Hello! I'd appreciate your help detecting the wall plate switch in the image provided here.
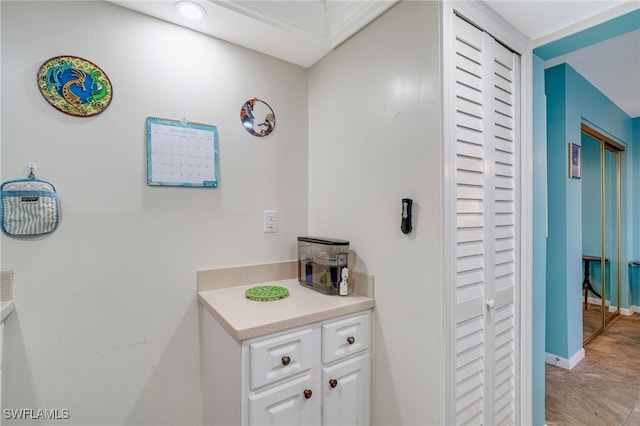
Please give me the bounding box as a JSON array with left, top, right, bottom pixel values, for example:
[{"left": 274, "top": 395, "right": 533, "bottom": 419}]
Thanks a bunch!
[{"left": 263, "top": 210, "right": 278, "bottom": 233}]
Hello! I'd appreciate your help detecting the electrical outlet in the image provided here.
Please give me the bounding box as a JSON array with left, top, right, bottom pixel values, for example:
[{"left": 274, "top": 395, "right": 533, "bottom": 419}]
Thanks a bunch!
[{"left": 263, "top": 210, "right": 278, "bottom": 233}]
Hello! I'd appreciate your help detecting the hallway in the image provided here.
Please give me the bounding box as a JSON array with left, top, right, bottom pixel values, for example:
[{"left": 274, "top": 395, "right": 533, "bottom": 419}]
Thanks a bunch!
[{"left": 546, "top": 314, "right": 640, "bottom": 425}]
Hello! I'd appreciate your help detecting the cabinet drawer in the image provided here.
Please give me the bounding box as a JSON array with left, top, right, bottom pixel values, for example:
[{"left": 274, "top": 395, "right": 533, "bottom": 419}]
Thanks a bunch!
[
  {"left": 249, "top": 328, "right": 314, "bottom": 390},
  {"left": 322, "top": 312, "right": 370, "bottom": 364}
]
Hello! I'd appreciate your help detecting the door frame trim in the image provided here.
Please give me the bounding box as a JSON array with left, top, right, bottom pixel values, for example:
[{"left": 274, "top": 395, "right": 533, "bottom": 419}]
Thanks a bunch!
[{"left": 441, "top": 1, "right": 533, "bottom": 424}]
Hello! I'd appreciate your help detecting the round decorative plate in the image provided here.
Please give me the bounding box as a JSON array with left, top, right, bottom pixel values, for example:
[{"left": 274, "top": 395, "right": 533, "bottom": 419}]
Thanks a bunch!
[
  {"left": 245, "top": 285, "right": 289, "bottom": 301},
  {"left": 37, "top": 55, "right": 113, "bottom": 117},
  {"left": 240, "top": 98, "right": 276, "bottom": 137}
]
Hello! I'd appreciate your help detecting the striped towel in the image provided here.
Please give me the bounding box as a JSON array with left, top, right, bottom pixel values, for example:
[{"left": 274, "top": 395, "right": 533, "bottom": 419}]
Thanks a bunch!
[{"left": 1, "top": 178, "right": 60, "bottom": 237}]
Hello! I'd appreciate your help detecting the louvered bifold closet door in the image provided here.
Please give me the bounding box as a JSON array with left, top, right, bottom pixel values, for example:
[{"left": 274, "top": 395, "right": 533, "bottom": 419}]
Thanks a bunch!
[{"left": 453, "top": 15, "right": 519, "bottom": 426}]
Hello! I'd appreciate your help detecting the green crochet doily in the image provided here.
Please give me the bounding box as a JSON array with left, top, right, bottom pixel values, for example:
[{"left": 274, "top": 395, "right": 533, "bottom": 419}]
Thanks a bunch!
[{"left": 245, "top": 285, "right": 289, "bottom": 301}]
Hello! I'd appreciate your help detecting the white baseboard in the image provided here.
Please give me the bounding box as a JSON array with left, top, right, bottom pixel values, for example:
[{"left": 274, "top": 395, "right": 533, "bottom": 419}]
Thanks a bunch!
[
  {"left": 602, "top": 304, "right": 634, "bottom": 315},
  {"left": 545, "top": 348, "right": 585, "bottom": 370},
  {"left": 587, "top": 298, "right": 636, "bottom": 315},
  {"left": 616, "top": 305, "right": 635, "bottom": 315},
  {"left": 586, "top": 296, "right": 610, "bottom": 307}
]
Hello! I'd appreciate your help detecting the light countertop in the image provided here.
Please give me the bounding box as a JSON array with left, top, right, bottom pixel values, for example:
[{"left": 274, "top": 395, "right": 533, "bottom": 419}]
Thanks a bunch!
[
  {"left": 1, "top": 300, "right": 14, "bottom": 322},
  {"left": 198, "top": 278, "right": 375, "bottom": 341}
]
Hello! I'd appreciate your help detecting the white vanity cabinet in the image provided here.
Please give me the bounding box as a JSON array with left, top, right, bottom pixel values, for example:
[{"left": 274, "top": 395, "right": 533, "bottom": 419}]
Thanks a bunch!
[{"left": 201, "top": 309, "right": 372, "bottom": 426}]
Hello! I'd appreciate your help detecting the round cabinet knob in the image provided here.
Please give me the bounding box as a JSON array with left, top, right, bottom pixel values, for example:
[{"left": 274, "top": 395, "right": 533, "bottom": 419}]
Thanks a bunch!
[
  {"left": 281, "top": 356, "right": 291, "bottom": 366},
  {"left": 303, "top": 389, "right": 313, "bottom": 399},
  {"left": 329, "top": 379, "right": 338, "bottom": 388},
  {"left": 347, "top": 336, "right": 355, "bottom": 345},
  {"left": 486, "top": 299, "right": 496, "bottom": 310}
]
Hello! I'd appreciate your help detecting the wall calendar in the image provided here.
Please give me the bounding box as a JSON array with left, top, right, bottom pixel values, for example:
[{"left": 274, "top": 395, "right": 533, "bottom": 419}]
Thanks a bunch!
[{"left": 146, "top": 117, "right": 219, "bottom": 188}]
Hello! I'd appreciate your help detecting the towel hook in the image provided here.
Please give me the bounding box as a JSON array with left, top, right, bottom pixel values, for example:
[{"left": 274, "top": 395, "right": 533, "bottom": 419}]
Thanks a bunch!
[{"left": 27, "top": 162, "right": 37, "bottom": 179}]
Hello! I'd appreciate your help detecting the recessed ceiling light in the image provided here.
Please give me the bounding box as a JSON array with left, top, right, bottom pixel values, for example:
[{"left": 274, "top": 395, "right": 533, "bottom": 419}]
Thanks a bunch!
[{"left": 176, "top": 1, "right": 206, "bottom": 20}]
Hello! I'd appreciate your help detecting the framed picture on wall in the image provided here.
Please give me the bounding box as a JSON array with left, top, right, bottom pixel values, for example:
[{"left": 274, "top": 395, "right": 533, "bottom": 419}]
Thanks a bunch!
[{"left": 569, "top": 143, "right": 581, "bottom": 179}]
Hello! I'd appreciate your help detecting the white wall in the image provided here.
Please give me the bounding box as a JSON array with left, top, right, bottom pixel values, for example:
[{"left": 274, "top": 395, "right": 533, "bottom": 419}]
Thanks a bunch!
[
  {"left": 308, "top": 2, "right": 443, "bottom": 424},
  {"left": 1, "top": 1, "right": 308, "bottom": 424}
]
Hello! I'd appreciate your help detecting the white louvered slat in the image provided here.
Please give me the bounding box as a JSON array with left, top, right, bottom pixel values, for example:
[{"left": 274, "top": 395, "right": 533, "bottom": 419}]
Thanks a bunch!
[
  {"left": 495, "top": 275, "right": 513, "bottom": 292},
  {"left": 457, "top": 228, "right": 483, "bottom": 244},
  {"left": 457, "top": 54, "right": 483, "bottom": 78},
  {"left": 457, "top": 141, "right": 484, "bottom": 159},
  {"left": 457, "top": 126, "right": 484, "bottom": 146},
  {"left": 495, "top": 188, "right": 514, "bottom": 201},
  {"left": 457, "top": 214, "right": 483, "bottom": 230},
  {"left": 457, "top": 83, "right": 484, "bottom": 105},
  {"left": 457, "top": 185, "right": 483, "bottom": 200},
  {"left": 457, "top": 269, "right": 484, "bottom": 289},
  {"left": 495, "top": 236, "right": 514, "bottom": 251},
  {"left": 494, "top": 225, "right": 513, "bottom": 239},
  {"left": 456, "top": 318, "right": 484, "bottom": 351},
  {"left": 495, "top": 176, "right": 514, "bottom": 190},
  {"left": 457, "top": 97, "right": 484, "bottom": 119},
  {"left": 494, "top": 88, "right": 512, "bottom": 107},
  {"left": 457, "top": 255, "right": 484, "bottom": 273},
  {"left": 456, "top": 111, "right": 483, "bottom": 132},
  {"left": 457, "top": 390, "right": 483, "bottom": 425},
  {"left": 457, "top": 285, "right": 484, "bottom": 307},
  {"left": 494, "top": 150, "right": 514, "bottom": 166},
  {"left": 456, "top": 68, "right": 483, "bottom": 92},
  {"left": 453, "top": 15, "right": 520, "bottom": 426},
  {"left": 458, "top": 199, "right": 483, "bottom": 214},
  {"left": 494, "top": 138, "right": 513, "bottom": 153},
  {"left": 495, "top": 200, "right": 513, "bottom": 214},
  {"left": 457, "top": 241, "right": 484, "bottom": 258},
  {"left": 494, "top": 77, "right": 512, "bottom": 97},
  {"left": 458, "top": 345, "right": 484, "bottom": 369},
  {"left": 495, "top": 249, "right": 514, "bottom": 266},
  {"left": 495, "top": 262, "right": 514, "bottom": 278},
  {"left": 495, "top": 114, "right": 513, "bottom": 131},
  {"left": 494, "top": 100, "right": 513, "bottom": 118},
  {"left": 458, "top": 401, "right": 484, "bottom": 426},
  {"left": 495, "top": 164, "right": 514, "bottom": 179},
  {"left": 494, "top": 125, "right": 513, "bottom": 142}
]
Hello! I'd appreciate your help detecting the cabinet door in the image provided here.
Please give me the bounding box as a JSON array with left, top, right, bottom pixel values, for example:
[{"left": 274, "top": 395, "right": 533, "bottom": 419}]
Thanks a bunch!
[
  {"left": 322, "top": 353, "right": 370, "bottom": 426},
  {"left": 248, "top": 373, "right": 321, "bottom": 426}
]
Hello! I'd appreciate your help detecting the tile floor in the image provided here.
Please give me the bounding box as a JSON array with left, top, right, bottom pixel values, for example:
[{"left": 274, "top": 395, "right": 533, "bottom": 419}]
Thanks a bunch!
[{"left": 546, "top": 313, "right": 640, "bottom": 425}]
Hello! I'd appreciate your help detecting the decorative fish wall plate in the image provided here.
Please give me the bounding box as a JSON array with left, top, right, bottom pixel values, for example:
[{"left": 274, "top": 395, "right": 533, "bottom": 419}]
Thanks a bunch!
[{"left": 37, "top": 55, "right": 113, "bottom": 117}]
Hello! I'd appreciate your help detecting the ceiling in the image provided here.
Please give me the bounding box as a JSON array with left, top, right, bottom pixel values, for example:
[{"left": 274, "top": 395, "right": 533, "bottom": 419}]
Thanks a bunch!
[
  {"left": 543, "top": 29, "right": 640, "bottom": 118},
  {"left": 108, "top": 0, "right": 397, "bottom": 68},
  {"left": 485, "top": 0, "right": 640, "bottom": 118},
  {"left": 108, "top": 0, "right": 640, "bottom": 118}
]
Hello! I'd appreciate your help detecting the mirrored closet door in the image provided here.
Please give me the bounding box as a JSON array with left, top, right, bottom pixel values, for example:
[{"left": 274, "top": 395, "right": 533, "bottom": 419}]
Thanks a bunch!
[{"left": 581, "top": 124, "right": 623, "bottom": 344}]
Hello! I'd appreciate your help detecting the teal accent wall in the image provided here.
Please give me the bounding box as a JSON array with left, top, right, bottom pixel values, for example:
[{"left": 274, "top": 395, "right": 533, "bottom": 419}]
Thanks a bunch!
[
  {"left": 545, "top": 64, "right": 572, "bottom": 359},
  {"left": 631, "top": 118, "right": 640, "bottom": 305},
  {"left": 545, "top": 63, "right": 633, "bottom": 361},
  {"left": 531, "top": 54, "right": 547, "bottom": 426},
  {"left": 536, "top": 11, "right": 639, "bottom": 425}
]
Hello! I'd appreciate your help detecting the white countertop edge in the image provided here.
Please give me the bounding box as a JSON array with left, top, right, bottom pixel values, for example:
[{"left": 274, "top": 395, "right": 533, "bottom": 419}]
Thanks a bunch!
[
  {"left": 1, "top": 300, "right": 15, "bottom": 322},
  {"left": 198, "top": 279, "right": 375, "bottom": 341}
]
